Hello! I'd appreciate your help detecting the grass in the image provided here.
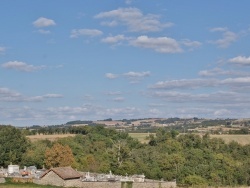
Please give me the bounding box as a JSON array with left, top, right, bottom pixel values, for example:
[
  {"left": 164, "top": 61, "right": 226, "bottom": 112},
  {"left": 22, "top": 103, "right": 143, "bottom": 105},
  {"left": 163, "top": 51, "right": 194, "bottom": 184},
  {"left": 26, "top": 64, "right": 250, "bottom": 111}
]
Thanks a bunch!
[{"left": 0, "top": 178, "right": 60, "bottom": 188}]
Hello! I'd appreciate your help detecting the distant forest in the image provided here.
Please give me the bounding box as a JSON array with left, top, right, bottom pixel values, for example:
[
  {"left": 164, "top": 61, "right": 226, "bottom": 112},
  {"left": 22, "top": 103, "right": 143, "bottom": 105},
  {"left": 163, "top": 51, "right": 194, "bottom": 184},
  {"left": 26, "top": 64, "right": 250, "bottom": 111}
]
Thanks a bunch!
[{"left": 1, "top": 124, "right": 250, "bottom": 186}]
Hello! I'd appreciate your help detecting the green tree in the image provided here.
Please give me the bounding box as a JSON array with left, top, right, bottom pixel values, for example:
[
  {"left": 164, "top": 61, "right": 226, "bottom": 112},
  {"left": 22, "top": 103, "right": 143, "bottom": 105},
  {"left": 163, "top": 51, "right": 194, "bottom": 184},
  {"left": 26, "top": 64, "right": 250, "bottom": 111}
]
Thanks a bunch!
[{"left": 0, "top": 125, "right": 29, "bottom": 167}]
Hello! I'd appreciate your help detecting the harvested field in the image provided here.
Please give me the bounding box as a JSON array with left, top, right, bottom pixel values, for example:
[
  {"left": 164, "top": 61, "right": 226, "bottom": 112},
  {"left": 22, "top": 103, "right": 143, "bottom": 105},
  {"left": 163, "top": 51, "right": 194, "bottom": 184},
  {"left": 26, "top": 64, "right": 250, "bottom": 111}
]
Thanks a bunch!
[
  {"left": 129, "top": 133, "right": 155, "bottom": 143},
  {"left": 26, "top": 134, "right": 76, "bottom": 142},
  {"left": 210, "top": 134, "right": 250, "bottom": 145}
]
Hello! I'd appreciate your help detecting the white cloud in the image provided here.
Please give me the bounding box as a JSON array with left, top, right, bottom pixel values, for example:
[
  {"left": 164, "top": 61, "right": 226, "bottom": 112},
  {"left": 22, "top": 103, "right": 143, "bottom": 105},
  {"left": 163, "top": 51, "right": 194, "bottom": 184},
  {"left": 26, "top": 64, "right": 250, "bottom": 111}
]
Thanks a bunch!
[
  {"left": 105, "top": 91, "right": 122, "bottom": 95},
  {"left": 214, "top": 109, "right": 231, "bottom": 116},
  {"left": 123, "top": 71, "right": 151, "bottom": 78},
  {"left": 37, "top": 29, "right": 51, "bottom": 34},
  {"left": 106, "top": 71, "right": 150, "bottom": 83},
  {"left": 150, "top": 77, "right": 250, "bottom": 90},
  {"left": 105, "top": 73, "right": 118, "bottom": 79},
  {"left": 101, "top": 35, "right": 126, "bottom": 44},
  {"left": 181, "top": 39, "right": 202, "bottom": 49},
  {"left": 228, "top": 56, "right": 250, "bottom": 66},
  {"left": 209, "top": 27, "right": 238, "bottom": 48},
  {"left": 0, "top": 46, "right": 6, "bottom": 55},
  {"left": 0, "top": 87, "right": 63, "bottom": 103},
  {"left": 70, "top": 29, "right": 103, "bottom": 38},
  {"left": 150, "top": 78, "right": 217, "bottom": 89},
  {"left": 33, "top": 17, "right": 56, "bottom": 28},
  {"left": 95, "top": 7, "right": 173, "bottom": 33},
  {"left": 2, "top": 61, "right": 45, "bottom": 72},
  {"left": 112, "top": 97, "right": 125, "bottom": 102},
  {"left": 150, "top": 90, "right": 250, "bottom": 104},
  {"left": 125, "top": 0, "right": 132, "bottom": 4},
  {"left": 130, "top": 35, "right": 182, "bottom": 53},
  {"left": 198, "top": 68, "right": 250, "bottom": 77}
]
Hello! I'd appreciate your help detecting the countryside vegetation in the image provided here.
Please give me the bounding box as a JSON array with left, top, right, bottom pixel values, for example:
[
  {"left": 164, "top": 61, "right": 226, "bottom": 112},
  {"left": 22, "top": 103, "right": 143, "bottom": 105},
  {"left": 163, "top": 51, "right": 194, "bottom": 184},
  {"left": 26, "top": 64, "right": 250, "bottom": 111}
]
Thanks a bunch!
[{"left": 2, "top": 125, "right": 250, "bottom": 187}]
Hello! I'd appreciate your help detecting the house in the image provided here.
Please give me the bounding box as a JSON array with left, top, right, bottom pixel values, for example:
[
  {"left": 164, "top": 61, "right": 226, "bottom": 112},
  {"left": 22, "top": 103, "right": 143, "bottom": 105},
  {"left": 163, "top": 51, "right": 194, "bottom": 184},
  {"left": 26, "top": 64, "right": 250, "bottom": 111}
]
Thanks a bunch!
[{"left": 39, "top": 167, "right": 82, "bottom": 187}]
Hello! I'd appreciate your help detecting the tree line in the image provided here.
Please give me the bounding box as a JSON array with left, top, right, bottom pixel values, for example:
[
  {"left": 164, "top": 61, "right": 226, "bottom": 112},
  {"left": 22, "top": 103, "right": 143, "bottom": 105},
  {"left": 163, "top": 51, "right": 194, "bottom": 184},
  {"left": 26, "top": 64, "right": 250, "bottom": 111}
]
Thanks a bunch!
[{"left": 1, "top": 125, "right": 250, "bottom": 186}]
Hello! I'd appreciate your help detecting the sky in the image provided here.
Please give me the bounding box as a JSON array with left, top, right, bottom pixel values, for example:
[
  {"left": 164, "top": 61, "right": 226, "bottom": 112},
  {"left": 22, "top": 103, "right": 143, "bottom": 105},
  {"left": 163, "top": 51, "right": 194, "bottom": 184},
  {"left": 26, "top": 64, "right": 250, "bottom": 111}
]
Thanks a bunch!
[{"left": 1, "top": 1, "right": 250, "bottom": 126}]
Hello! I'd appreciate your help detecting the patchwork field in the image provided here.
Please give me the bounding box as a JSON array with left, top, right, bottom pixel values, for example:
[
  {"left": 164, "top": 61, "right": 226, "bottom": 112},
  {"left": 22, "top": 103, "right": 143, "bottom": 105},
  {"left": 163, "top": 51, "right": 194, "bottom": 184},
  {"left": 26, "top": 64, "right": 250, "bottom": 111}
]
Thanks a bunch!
[{"left": 26, "top": 134, "right": 75, "bottom": 142}]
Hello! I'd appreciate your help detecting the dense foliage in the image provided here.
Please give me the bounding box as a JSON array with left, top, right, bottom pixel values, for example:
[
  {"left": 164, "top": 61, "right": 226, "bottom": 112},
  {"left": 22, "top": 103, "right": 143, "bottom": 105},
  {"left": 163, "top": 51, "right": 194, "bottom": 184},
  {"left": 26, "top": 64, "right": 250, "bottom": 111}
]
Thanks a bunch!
[
  {"left": 3, "top": 125, "right": 250, "bottom": 186},
  {"left": 0, "top": 125, "right": 30, "bottom": 166}
]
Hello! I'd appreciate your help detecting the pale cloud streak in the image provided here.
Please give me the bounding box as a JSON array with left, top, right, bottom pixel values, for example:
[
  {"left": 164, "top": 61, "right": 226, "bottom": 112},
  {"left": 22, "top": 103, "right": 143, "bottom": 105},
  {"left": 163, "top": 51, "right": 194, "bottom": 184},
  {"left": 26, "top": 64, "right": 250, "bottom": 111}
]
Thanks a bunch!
[
  {"left": 106, "top": 71, "right": 151, "bottom": 83},
  {"left": 105, "top": 73, "right": 118, "bottom": 79},
  {"left": 0, "top": 47, "right": 6, "bottom": 55},
  {"left": 209, "top": 27, "right": 238, "bottom": 48},
  {"left": 0, "top": 87, "right": 62, "bottom": 102},
  {"left": 198, "top": 68, "right": 250, "bottom": 77},
  {"left": 33, "top": 17, "right": 56, "bottom": 28},
  {"left": 101, "top": 35, "right": 126, "bottom": 44},
  {"left": 2, "top": 61, "right": 45, "bottom": 72},
  {"left": 70, "top": 29, "right": 103, "bottom": 38},
  {"left": 95, "top": 7, "right": 173, "bottom": 33},
  {"left": 150, "top": 77, "right": 250, "bottom": 89}
]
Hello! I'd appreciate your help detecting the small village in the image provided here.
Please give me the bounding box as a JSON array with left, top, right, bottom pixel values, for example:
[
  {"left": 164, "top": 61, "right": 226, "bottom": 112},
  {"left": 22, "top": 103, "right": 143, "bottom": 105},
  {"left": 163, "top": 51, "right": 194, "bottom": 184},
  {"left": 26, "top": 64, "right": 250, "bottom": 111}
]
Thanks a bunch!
[{"left": 0, "top": 164, "right": 176, "bottom": 188}]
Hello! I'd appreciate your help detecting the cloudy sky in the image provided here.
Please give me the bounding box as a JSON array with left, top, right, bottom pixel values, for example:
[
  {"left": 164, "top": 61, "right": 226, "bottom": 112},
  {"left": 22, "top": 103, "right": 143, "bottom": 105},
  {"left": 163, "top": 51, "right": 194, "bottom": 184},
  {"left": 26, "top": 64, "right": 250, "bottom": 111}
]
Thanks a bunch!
[{"left": 1, "top": 1, "right": 250, "bottom": 126}]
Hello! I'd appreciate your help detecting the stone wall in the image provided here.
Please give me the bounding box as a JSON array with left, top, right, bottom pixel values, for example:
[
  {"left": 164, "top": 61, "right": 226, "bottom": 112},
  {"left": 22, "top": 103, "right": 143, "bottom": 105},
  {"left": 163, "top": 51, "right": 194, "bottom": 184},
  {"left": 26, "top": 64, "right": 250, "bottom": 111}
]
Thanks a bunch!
[{"left": 35, "top": 179, "right": 176, "bottom": 188}]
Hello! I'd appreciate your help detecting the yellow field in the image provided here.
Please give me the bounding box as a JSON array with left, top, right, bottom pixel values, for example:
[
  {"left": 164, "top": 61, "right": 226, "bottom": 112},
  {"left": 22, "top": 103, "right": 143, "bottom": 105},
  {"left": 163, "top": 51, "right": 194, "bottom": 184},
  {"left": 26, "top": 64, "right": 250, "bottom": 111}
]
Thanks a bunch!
[{"left": 26, "top": 134, "right": 76, "bottom": 142}]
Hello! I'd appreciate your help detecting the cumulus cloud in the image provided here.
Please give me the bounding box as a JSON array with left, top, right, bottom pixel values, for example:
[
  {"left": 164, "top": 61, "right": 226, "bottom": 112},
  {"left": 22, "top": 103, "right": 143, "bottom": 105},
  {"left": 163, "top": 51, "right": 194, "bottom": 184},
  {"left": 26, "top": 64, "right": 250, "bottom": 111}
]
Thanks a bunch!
[
  {"left": 70, "top": 29, "right": 103, "bottom": 38},
  {"left": 2, "top": 61, "right": 45, "bottom": 72},
  {"left": 228, "top": 56, "right": 250, "bottom": 66},
  {"left": 209, "top": 27, "right": 238, "bottom": 48},
  {"left": 33, "top": 17, "right": 56, "bottom": 28},
  {"left": 130, "top": 35, "right": 182, "bottom": 53},
  {"left": 95, "top": 7, "right": 173, "bottom": 33}
]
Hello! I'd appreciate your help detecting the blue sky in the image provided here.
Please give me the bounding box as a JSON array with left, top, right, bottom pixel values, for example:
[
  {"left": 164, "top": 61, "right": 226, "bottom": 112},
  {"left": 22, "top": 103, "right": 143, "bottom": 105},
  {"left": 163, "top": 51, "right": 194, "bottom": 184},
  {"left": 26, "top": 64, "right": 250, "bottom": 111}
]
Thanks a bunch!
[{"left": 1, "top": 0, "right": 250, "bottom": 126}]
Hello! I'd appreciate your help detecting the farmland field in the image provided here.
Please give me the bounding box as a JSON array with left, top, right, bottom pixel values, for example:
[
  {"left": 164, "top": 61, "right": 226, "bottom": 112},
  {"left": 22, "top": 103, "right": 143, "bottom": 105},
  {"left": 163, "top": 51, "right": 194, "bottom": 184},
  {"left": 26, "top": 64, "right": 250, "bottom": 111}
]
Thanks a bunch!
[
  {"left": 26, "top": 134, "right": 75, "bottom": 142},
  {"left": 129, "top": 132, "right": 250, "bottom": 145},
  {"left": 129, "top": 133, "right": 155, "bottom": 143},
  {"left": 210, "top": 134, "right": 250, "bottom": 145}
]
